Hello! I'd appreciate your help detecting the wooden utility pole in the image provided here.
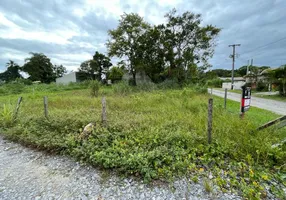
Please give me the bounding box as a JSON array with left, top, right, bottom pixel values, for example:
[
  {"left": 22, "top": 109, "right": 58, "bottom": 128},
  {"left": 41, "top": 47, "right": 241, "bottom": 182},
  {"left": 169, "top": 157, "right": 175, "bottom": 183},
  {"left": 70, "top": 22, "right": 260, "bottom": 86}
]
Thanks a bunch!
[
  {"left": 101, "top": 97, "right": 107, "bottom": 127},
  {"left": 44, "top": 96, "right": 48, "bottom": 119},
  {"left": 13, "top": 97, "right": 23, "bottom": 121},
  {"left": 246, "top": 60, "right": 249, "bottom": 75},
  {"left": 224, "top": 88, "right": 227, "bottom": 109},
  {"left": 207, "top": 98, "right": 213, "bottom": 144},
  {"left": 229, "top": 44, "right": 241, "bottom": 90}
]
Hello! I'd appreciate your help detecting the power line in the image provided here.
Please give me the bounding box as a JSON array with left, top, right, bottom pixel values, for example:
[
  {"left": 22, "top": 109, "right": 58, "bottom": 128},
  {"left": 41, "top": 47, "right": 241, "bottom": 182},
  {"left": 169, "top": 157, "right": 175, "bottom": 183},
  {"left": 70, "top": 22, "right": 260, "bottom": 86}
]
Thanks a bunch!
[{"left": 240, "top": 36, "right": 286, "bottom": 56}]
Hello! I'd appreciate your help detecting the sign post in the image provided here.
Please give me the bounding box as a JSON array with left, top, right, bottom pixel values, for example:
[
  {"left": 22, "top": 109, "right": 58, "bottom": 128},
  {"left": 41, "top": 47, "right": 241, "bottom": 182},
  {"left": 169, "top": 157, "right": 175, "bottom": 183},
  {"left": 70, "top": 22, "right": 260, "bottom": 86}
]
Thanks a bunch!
[{"left": 240, "top": 86, "right": 251, "bottom": 118}]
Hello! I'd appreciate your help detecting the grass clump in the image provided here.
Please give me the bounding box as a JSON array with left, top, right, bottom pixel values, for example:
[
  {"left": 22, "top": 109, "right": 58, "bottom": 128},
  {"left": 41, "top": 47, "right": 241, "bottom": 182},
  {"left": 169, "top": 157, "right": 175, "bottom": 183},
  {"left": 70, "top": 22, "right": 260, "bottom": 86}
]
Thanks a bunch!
[
  {"left": 89, "top": 80, "right": 100, "bottom": 97},
  {"left": 0, "top": 104, "right": 14, "bottom": 127}
]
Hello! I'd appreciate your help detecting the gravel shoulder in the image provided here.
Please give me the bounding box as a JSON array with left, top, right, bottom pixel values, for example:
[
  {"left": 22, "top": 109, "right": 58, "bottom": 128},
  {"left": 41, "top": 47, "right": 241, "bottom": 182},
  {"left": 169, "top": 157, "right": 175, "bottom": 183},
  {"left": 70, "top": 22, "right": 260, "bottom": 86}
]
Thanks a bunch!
[
  {"left": 209, "top": 89, "right": 286, "bottom": 115},
  {"left": 0, "top": 135, "right": 241, "bottom": 200}
]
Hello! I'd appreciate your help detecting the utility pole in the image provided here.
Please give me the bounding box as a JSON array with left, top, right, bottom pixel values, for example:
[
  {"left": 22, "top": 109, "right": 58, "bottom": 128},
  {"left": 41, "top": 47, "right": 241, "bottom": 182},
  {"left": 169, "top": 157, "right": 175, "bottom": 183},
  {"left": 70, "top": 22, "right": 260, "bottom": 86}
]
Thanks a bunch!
[
  {"left": 246, "top": 60, "right": 249, "bottom": 75},
  {"left": 229, "top": 44, "right": 241, "bottom": 90}
]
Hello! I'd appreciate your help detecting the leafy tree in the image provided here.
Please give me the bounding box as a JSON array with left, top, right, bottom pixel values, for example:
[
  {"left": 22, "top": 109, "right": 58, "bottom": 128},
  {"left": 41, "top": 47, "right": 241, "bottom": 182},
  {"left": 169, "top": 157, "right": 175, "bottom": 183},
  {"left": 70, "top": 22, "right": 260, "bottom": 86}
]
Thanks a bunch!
[
  {"left": 237, "top": 65, "right": 270, "bottom": 77},
  {"left": 78, "top": 60, "right": 96, "bottom": 80},
  {"left": 53, "top": 64, "right": 67, "bottom": 78},
  {"left": 274, "top": 65, "right": 286, "bottom": 96},
  {"left": 212, "top": 69, "right": 232, "bottom": 77},
  {"left": 92, "top": 51, "right": 112, "bottom": 79},
  {"left": 0, "top": 60, "right": 22, "bottom": 82},
  {"left": 79, "top": 52, "right": 112, "bottom": 81},
  {"left": 139, "top": 25, "right": 166, "bottom": 83},
  {"left": 107, "top": 13, "right": 150, "bottom": 85},
  {"left": 22, "top": 53, "right": 54, "bottom": 83},
  {"left": 161, "top": 9, "right": 220, "bottom": 82},
  {"left": 107, "top": 67, "right": 124, "bottom": 83}
]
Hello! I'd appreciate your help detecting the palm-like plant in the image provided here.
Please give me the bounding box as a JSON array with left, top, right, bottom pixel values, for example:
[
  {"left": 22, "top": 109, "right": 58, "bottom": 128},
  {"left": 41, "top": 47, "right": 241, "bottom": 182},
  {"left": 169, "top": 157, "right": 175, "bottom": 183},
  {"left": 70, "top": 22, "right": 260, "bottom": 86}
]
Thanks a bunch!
[{"left": 274, "top": 65, "right": 286, "bottom": 96}]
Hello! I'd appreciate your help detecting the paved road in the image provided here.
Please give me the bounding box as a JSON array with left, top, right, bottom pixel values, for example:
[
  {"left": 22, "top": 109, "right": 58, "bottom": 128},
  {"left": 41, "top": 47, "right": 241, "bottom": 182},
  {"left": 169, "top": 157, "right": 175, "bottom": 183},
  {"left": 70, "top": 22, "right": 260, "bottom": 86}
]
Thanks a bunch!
[
  {"left": 209, "top": 89, "right": 286, "bottom": 115},
  {"left": 0, "top": 136, "right": 240, "bottom": 200}
]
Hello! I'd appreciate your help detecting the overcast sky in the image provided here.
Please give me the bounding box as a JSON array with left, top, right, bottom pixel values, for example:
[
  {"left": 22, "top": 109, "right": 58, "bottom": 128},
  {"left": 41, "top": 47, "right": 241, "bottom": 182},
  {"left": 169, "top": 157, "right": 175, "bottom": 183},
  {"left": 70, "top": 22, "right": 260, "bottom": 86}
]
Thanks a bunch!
[{"left": 0, "top": 0, "right": 286, "bottom": 73}]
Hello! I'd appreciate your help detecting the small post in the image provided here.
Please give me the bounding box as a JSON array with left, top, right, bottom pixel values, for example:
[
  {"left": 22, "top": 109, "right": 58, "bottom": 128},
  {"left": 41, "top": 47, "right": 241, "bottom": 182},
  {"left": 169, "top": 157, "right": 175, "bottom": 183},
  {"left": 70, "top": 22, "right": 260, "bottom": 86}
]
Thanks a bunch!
[
  {"left": 101, "top": 97, "right": 107, "bottom": 127},
  {"left": 207, "top": 98, "right": 213, "bottom": 144},
  {"left": 13, "top": 97, "right": 23, "bottom": 121},
  {"left": 224, "top": 88, "right": 227, "bottom": 109},
  {"left": 44, "top": 96, "right": 48, "bottom": 119},
  {"left": 211, "top": 88, "right": 213, "bottom": 95}
]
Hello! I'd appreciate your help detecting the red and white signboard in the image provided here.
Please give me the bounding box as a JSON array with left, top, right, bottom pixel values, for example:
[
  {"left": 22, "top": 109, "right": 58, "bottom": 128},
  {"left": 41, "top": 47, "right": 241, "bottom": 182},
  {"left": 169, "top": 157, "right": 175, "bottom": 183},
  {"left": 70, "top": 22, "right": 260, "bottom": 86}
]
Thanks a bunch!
[{"left": 241, "top": 87, "right": 251, "bottom": 113}]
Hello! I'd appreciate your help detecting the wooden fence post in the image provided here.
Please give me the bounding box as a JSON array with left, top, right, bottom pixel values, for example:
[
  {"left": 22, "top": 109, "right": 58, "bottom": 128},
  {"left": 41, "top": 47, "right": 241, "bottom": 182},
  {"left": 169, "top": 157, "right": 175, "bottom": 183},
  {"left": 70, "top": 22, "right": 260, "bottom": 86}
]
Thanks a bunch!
[
  {"left": 44, "top": 96, "right": 48, "bottom": 119},
  {"left": 13, "top": 97, "right": 23, "bottom": 121},
  {"left": 224, "top": 88, "right": 227, "bottom": 109},
  {"left": 101, "top": 97, "right": 107, "bottom": 127},
  {"left": 208, "top": 98, "right": 213, "bottom": 144}
]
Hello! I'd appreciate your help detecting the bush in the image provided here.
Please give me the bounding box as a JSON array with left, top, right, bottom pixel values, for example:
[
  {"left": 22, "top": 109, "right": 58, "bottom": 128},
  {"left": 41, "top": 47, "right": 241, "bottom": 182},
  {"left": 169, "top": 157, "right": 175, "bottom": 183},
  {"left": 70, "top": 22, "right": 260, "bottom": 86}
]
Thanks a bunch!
[
  {"left": 207, "top": 78, "right": 223, "bottom": 88},
  {"left": 136, "top": 82, "right": 157, "bottom": 92},
  {"left": 113, "top": 81, "right": 133, "bottom": 95},
  {"left": 157, "top": 79, "right": 180, "bottom": 89},
  {"left": 15, "top": 78, "right": 33, "bottom": 85},
  {"left": 193, "top": 85, "right": 208, "bottom": 94},
  {"left": 89, "top": 80, "right": 100, "bottom": 97},
  {"left": 0, "top": 104, "right": 14, "bottom": 128},
  {"left": 256, "top": 81, "right": 268, "bottom": 91}
]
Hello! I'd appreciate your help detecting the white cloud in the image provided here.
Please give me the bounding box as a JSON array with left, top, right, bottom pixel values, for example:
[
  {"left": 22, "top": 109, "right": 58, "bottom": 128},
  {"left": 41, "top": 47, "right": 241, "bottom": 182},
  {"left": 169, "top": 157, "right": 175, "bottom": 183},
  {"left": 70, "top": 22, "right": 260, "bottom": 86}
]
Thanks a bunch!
[{"left": 0, "top": 13, "right": 81, "bottom": 45}]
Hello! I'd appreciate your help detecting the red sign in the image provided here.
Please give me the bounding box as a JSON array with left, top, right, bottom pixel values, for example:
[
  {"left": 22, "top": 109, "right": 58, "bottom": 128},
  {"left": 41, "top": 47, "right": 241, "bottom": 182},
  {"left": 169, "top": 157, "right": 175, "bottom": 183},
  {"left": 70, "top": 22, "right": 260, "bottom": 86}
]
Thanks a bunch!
[{"left": 241, "top": 87, "right": 251, "bottom": 113}]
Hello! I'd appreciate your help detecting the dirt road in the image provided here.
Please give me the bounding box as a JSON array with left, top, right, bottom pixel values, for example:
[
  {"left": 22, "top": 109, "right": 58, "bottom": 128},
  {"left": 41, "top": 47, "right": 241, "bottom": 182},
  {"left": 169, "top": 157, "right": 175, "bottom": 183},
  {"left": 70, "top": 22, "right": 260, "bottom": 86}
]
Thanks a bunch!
[{"left": 209, "top": 89, "right": 286, "bottom": 115}]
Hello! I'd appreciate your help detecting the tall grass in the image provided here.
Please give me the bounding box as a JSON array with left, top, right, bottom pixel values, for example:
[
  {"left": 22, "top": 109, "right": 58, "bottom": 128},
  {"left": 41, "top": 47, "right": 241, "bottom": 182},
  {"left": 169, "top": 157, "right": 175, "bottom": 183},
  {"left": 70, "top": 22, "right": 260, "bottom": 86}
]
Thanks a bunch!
[
  {"left": 0, "top": 85, "right": 285, "bottom": 199},
  {"left": 0, "top": 104, "right": 14, "bottom": 127}
]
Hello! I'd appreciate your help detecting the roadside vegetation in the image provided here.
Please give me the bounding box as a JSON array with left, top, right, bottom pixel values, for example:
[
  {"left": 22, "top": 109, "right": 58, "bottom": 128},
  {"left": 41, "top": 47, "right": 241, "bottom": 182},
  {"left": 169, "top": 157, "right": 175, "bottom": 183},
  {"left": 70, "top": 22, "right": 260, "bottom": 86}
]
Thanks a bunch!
[{"left": 0, "top": 82, "right": 285, "bottom": 199}]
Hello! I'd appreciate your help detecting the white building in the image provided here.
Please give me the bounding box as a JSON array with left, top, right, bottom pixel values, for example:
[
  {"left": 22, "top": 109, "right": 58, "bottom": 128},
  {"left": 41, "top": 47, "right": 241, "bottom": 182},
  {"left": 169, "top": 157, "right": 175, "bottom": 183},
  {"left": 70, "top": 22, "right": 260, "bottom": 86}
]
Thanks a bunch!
[
  {"left": 56, "top": 72, "right": 78, "bottom": 84},
  {"left": 220, "top": 77, "right": 246, "bottom": 90}
]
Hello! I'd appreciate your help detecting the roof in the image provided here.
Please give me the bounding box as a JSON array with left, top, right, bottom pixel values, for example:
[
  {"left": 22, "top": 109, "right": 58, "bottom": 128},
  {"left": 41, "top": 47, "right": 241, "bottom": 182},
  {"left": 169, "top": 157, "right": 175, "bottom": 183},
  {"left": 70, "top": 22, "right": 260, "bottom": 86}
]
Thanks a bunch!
[{"left": 219, "top": 77, "right": 245, "bottom": 81}]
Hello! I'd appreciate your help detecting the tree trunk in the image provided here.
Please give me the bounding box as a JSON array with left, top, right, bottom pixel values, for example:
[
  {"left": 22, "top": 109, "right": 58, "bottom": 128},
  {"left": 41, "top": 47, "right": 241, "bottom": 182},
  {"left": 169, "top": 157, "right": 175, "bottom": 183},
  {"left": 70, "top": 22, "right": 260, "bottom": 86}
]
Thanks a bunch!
[{"left": 132, "top": 70, "right": 137, "bottom": 86}]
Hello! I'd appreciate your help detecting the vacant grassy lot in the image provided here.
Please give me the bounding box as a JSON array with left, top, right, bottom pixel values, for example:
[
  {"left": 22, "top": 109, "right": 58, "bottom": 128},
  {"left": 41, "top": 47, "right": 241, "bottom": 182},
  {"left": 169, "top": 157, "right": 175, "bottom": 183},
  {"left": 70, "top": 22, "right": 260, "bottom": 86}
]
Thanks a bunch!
[{"left": 0, "top": 83, "right": 285, "bottom": 199}]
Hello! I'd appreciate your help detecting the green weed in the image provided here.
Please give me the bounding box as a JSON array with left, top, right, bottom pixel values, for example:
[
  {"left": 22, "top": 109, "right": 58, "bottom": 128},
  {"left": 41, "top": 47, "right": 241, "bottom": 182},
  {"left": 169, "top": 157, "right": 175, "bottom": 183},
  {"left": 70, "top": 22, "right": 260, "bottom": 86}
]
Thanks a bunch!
[{"left": 0, "top": 104, "right": 14, "bottom": 127}]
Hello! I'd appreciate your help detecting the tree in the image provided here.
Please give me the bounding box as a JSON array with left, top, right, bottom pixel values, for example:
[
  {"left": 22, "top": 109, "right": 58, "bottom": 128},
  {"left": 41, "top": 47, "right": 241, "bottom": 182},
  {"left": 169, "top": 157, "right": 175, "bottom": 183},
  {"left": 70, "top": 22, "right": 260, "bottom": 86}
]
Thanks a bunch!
[
  {"left": 107, "top": 67, "right": 124, "bottom": 83},
  {"left": 22, "top": 53, "right": 54, "bottom": 83},
  {"left": 237, "top": 65, "right": 270, "bottom": 77},
  {"left": 79, "top": 52, "right": 112, "bottom": 81},
  {"left": 0, "top": 60, "right": 22, "bottom": 82},
  {"left": 161, "top": 9, "right": 220, "bottom": 83},
  {"left": 53, "top": 64, "right": 67, "bottom": 78},
  {"left": 107, "top": 13, "right": 150, "bottom": 85},
  {"left": 274, "top": 65, "right": 286, "bottom": 96},
  {"left": 139, "top": 25, "right": 166, "bottom": 83},
  {"left": 92, "top": 51, "right": 112, "bottom": 79}
]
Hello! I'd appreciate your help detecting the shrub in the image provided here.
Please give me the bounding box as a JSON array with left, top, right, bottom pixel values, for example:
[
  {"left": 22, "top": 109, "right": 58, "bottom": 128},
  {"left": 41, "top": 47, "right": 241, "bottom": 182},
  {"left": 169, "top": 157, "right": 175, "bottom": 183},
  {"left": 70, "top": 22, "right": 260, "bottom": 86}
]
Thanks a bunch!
[
  {"left": 256, "top": 81, "right": 268, "bottom": 91},
  {"left": 207, "top": 78, "right": 223, "bottom": 88},
  {"left": 193, "top": 84, "right": 208, "bottom": 94},
  {"left": 89, "top": 80, "right": 100, "bottom": 97},
  {"left": 15, "top": 78, "right": 33, "bottom": 85},
  {"left": 113, "top": 81, "right": 133, "bottom": 95},
  {"left": 0, "top": 104, "right": 14, "bottom": 128},
  {"left": 136, "top": 82, "right": 157, "bottom": 92},
  {"left": 107, "top": 67, "right": 124, "bottom": 83},
  {"left": 157, "top": 79, "right": 180, "bottom": 89}
]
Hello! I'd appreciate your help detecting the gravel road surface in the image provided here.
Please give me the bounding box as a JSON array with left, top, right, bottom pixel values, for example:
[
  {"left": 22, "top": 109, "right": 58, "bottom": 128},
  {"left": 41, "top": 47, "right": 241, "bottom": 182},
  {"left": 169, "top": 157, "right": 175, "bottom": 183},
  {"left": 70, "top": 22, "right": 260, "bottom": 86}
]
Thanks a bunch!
[{"left": 0, "top": 136, "right": 241, "bottom": 200}]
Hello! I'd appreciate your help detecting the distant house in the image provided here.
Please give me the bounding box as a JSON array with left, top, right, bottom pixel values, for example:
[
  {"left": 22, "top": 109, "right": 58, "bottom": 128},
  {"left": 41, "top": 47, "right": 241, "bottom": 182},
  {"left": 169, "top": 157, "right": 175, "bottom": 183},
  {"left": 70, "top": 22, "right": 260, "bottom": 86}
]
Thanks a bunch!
[
  {"left": 245, "top": 68, "right": 276, "bottom": 90},
  {"left": 220, "top": 77, "right": 246, "bottom": 90},
  {"left": 122, "top": 71, "right": 151, "bottom": 84},
  {"left": 56, "top": 71, "right": 96, "bottom": 84}
]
